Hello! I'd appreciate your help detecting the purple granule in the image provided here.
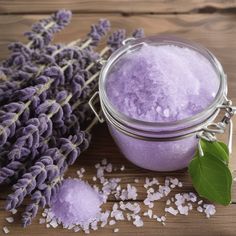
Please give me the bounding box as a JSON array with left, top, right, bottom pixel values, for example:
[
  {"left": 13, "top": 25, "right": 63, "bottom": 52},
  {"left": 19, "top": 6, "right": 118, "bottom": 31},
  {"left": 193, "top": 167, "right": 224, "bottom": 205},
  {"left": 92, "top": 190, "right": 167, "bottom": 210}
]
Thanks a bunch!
[
  {"left": 51, "top": 178, "right": 102, "bottom": 226},
  {"left": 106, "top": 44, "right": 220, "bottom": 122}
]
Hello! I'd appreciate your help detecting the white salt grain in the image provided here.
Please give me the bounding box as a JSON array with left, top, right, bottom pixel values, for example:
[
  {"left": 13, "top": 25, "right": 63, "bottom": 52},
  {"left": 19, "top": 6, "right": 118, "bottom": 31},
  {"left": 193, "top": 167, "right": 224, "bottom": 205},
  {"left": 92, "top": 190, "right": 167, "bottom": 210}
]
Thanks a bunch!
[
  {"left": 39, "top": 218, "right": 46, "bottom": 224},
  {"left": 161, "top": 216, "right": 166, "bottom": 221},
  {"left": 203, "top": 204, "right": 216, "bottom": 218},
  {"left": 5, "top": 217, "right": 14, "bottom": 223},
  {"left": 109, "top": 220, "right": 116, "bottom": 225},
  {"left": 133, "top": 215, "right": 144, "bottom": 227},
  {"left": 178, "top": 182, "right": 183, "bottom": 187},
  {"left": 3, "top": 226, "right": 9, "bottom": 234},
  {"left": 114, "top": 228, "right": 119, "bottom": 233},
  {"left": 166, "top": 199, "right": 171, "bottom": 205},
  {"left": 10, "top": 209, "right": 17, "bottom": 215},
  {"left": 134, "top": 178, "right": 139, "bottom": 183},
  {"left": 120, "top": 165, "right": 125, "bottom": 171},
  {"left": 74, "top": 226, "right": 80, "bottom": 232},
  {"left": 197, "top": 206, "right": 203, "bottom": 213},
  {"left": 178, "top": 205, "right": 189, "bottom": 215},
  {"left": 92, "top": 176, "right": 97, "bottom": 181},
  {"left": 198, "top": 200, "right": 203, "bottom": 205},
  {"left": 165, "top": 207, "right": 178, "bottom": 216},
  {"left": 50, "top": 220, "right": 58, "bottom": 228},
  {"left": 106, "top": 163, "right": 113, "bottom": 173}
]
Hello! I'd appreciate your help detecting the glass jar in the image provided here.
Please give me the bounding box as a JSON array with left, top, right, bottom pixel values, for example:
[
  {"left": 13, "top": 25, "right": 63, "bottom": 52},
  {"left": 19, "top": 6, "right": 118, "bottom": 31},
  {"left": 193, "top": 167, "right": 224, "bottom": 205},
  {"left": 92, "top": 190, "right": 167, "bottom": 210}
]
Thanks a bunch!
[{"left": 94, "top": 35, "right": 232, "bottom": 172}]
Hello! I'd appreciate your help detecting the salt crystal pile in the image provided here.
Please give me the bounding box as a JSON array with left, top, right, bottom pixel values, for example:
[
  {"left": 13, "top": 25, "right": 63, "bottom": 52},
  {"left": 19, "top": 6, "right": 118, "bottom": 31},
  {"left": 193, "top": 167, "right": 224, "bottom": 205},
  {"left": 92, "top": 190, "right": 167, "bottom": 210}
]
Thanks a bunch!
[
  {"left": 39, "top": 159, "right": 217, "bottom": 234},
  {"left": 106, "top": 44, "right": 219, "bottom": 122},
  {"left": 51, "top": 178, "right": 102, "bottom": 227}
]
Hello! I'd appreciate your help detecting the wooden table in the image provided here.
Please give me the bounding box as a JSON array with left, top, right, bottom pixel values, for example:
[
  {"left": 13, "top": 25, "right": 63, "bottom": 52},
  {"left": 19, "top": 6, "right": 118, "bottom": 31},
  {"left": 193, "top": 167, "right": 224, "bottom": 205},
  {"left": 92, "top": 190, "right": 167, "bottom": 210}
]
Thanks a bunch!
[{"left": 0, "top": 1, "right": 236, "bottom": 235}]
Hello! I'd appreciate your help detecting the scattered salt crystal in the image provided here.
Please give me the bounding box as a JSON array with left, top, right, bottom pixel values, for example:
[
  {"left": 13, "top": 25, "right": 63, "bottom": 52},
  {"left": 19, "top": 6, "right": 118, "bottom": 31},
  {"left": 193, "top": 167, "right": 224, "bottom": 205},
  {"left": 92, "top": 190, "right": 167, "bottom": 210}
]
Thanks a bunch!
[
  {"left": 81, "top": 167, "right": 85, "bottom": 173},
  {"left": 170, "top": 178, "right": 179, "bottom": 186},
  {"left": 170, "top": 184, "right": 175, "bottom": 188},
  {"left": 157, "top": 217, "right": 162, "bottom": 222},
  {"left": 93, "top": 176, "right": 97, "bottom": 181},
  {"left": 42, "top": 212, "right": 46, "bottom": 217},
  {"left": 203, "top": 204, "right": 216, "bottom": 218},
  {"left": 10, "top": 209, "right": 17, "bottom": 215},
  {"left": 147, "top": 209, "right": 153, "bottom": 218},
  {"left": 148, "top": 202, "right": 154, "bottom": 208},
  {"left": 134, "top": 178, "right": 139, "bottom": 183},
  {"left": 74, "top": 226, "right": 80, "bottom": 232},
  {"left": 178, "top": 182, "right": 183, "bottom": 187},
  {"left": 161, "top": 216, "right": 166, "bottom": 221},
  {"left": 91, "top": 220, "right": 98, "bottom": 230},
  {"left": 106, "top": 163, "right": 113, "bottom": 173},
  {"left": 177, "top": 205, "right": 189, "bottom": 215},
  {"left": 50, "top": 220, "right": 58, "bottom": 228},
  {"left": 46, "top": 224, "right": 50, "bottom": 228},
  {"left": 120, "top": 165, "right": 125, "bottom": 171},
  {"left": 109, "top": 220, "right": 116, "bottom": 225},
  {"left": 188, "top": 203, "right": 193, "bottom": 210},
  {"left": 197, "top": 206, "right": 203, "bottom": 213},
  {"left": 153, "top": 215, "right": 157, "bottom": 219},
  {"left": 166, "top": 199, "right": 171, "bottom": 205},
  {"left": 189, "top": 192, "right": 197, "bottom": 202},
  {"left": 198, "top": 200, "right": 203, "bottom": 205},
  {"left": 133, "top": 215, "right": 144, "bottom": 227},
  {"left": 5, "top": 217, "right": 14, "bottom": 223},
  {"left": 114, "top": 228, "right": 119, "bottom": 233},
  {"left": 3, "top": 226, "right": 9, "bottom": 234},
  {"left": 165, "top": 207, "right": 178, "bottom": 216},
  {"left": 39, "top": 218, "right": 46, "bottom": 224},
  {"left": 126, "top": 213, "right": 131, "bottom": 221}
]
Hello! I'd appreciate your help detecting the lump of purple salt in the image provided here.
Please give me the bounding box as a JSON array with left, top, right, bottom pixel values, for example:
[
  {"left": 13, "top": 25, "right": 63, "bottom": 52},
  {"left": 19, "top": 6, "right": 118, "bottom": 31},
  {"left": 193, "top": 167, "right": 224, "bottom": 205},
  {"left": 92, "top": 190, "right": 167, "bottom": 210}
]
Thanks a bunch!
[
  {"left": 106, "top": 44, "right": 220, "bottom": 122},
  {"left": 51, "top": 178, "right": 102, "bottom": 226}
]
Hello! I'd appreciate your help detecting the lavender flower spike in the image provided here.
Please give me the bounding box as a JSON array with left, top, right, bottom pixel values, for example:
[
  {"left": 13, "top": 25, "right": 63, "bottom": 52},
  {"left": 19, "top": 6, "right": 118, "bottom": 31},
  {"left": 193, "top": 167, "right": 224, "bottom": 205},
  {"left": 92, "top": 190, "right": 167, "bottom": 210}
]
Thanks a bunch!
[
  {"left": 107, "top": 29, "right": 126, "bottom": 52},
  {"left": 87, "top": 19, "right": 111, "bottom": 46},
  {"left": 25, "top": 9, "right": 72, "bottom": 49},
  {"left": 132, "top": 28, "right": 145, "bottom": 39}
]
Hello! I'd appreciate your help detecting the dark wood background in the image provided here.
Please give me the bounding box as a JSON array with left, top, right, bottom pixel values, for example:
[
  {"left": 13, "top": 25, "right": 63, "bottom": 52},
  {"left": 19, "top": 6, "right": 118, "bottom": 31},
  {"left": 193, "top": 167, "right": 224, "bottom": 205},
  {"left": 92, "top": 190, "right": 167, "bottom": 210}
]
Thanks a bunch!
[{"left": 0, "top": 1, "right": 236, "bottom": 235}]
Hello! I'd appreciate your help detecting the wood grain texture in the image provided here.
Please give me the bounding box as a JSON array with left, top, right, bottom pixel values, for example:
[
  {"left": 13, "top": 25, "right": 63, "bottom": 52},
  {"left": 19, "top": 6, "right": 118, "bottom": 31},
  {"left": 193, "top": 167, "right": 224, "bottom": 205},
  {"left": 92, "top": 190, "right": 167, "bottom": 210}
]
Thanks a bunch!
[
  {"left": 0, "top": 8, "right": 236, "bottom": 236},
  {"left": 0, "top": 0, "right": 236, "bottom": 14}
]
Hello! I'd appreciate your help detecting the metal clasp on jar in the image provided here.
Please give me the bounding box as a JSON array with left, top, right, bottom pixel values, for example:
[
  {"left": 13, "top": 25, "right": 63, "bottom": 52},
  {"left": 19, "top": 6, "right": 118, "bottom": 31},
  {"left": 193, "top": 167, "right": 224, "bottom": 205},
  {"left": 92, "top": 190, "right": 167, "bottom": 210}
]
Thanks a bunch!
[{"left": 197, "top": 96, "right": 236, "bottom": 155}]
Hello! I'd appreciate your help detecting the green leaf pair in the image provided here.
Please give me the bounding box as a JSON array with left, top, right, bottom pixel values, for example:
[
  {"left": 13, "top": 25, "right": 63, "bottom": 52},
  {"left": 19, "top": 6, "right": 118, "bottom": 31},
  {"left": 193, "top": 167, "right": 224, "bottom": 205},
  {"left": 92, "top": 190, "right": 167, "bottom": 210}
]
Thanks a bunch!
[{"left": 188, "top": 139, "right": 232, "bottom": 206}]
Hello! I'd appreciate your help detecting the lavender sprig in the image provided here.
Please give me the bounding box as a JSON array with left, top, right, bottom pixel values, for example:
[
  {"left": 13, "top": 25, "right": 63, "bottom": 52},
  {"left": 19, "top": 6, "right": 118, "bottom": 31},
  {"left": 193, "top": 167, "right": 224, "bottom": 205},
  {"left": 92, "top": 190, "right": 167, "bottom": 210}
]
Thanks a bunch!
[{"left": 25, "top": 9, "right": 72, "bottom": 49}]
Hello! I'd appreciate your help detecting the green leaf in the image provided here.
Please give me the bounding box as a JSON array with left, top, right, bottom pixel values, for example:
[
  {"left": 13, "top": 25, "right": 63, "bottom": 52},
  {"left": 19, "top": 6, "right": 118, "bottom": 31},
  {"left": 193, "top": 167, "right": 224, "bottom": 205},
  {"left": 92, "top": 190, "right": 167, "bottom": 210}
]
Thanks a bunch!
[
  {"left": 189, "top": 147, "right": 232, "bottom": 205},
  {"left": 200, "top": 139, "right": 229, "bottom": 165}
]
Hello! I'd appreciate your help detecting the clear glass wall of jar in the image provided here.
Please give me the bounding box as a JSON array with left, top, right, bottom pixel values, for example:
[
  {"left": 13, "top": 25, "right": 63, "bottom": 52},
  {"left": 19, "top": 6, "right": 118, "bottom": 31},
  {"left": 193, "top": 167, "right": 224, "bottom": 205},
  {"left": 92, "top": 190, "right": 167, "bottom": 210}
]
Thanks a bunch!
[{"left": 98, "top": 35, "right": 227, "bottom": 171}]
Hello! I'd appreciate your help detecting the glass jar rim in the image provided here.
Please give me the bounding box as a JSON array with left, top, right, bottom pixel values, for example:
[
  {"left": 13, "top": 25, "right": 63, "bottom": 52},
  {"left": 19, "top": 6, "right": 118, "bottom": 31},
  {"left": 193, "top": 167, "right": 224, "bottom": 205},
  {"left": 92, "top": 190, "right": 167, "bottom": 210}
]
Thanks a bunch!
[{"left": 99, "top": 35, "right": 227, "bottom": 134}]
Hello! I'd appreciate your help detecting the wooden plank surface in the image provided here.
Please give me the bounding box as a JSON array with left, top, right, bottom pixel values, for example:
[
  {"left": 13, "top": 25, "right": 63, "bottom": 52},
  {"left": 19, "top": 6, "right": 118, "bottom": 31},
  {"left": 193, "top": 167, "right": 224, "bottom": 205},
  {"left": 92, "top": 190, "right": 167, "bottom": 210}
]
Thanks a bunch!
[
  {"left": 0, "top": 0, "right": 236, "bottom": 14},
  {"left": 0, "top": 3, "right": 236, "bottom": 236}
]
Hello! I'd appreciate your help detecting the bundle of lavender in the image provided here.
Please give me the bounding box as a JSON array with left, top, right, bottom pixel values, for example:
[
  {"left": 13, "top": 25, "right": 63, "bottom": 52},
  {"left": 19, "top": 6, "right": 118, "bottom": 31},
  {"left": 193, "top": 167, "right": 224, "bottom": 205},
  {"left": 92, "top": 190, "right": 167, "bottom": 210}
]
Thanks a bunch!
[{"left": 0, "top": 9, "right": 144, "bottom": 227}]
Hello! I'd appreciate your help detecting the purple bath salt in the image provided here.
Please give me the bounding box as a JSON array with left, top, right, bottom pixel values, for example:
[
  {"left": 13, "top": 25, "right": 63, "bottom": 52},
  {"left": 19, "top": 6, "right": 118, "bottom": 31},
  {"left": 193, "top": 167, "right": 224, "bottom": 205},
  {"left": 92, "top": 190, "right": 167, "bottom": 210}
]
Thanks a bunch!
[
  {"left": 106, "top": 44, "right": 219, "bottom": 122},
  {"left": 51, "top": 178, "right": 102, "bottom": 226},
  {"left": 103, "top": 41, "right": 222, "bottom": 171}
]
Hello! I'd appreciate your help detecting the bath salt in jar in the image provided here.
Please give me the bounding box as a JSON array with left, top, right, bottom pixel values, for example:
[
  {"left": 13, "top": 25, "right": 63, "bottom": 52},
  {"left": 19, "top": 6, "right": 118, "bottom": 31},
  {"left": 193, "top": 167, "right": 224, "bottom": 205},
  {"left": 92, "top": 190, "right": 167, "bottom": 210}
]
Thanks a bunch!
[{"left": 90, "top": 35, "right": 235, "bottom": 172}]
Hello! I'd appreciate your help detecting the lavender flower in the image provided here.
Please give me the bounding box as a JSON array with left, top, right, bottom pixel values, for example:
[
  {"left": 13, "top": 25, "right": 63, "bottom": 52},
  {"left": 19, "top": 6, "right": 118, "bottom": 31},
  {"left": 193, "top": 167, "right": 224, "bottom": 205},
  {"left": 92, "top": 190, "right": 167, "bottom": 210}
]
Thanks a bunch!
[
  {"left": 132, "top": 28, "right": 145, "bottom": 39},
  {"left": 25, "top": 9, "right": 72, "bottom": 49},
  {"left": 107, "top": 29, "right": 126, "bottom": 52},
  {"left": 88, "top": 19, "right": 111, "bottom": 46}
]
